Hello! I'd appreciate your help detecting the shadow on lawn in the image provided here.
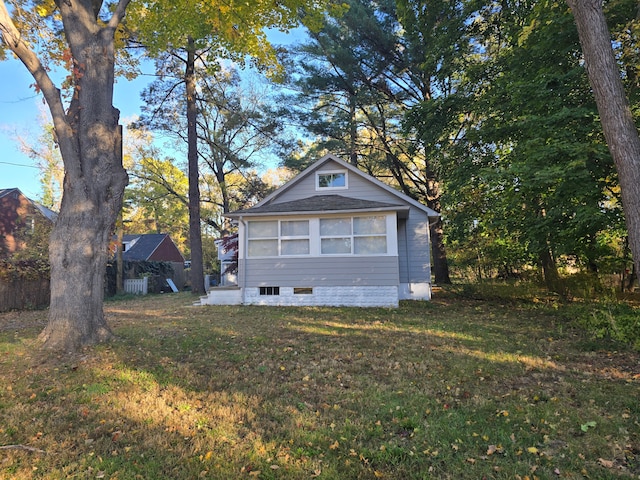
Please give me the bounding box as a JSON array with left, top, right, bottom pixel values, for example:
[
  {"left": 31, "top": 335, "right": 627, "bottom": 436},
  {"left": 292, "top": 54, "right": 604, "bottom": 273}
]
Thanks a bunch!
[{"left": 2, "top": 294, "right": 639, "bottom": 479}]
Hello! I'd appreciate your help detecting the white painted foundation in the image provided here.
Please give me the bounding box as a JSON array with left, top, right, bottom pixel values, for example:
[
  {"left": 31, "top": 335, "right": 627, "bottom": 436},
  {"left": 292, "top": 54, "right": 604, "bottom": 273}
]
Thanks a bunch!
[{"left": 398, "top": 282, "right": 432, "bottom": 301}]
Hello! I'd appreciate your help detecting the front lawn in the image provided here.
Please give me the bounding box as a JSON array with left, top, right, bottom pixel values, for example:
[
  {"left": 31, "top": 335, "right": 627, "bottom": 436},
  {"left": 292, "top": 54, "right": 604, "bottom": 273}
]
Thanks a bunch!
[{"left": 0, "top": 292, "right": 638, "bottom": 479}]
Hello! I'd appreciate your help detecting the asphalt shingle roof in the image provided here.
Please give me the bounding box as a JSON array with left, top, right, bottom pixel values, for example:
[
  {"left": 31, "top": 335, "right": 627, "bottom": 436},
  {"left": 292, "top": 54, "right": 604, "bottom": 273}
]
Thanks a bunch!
[
  {"left": 228, "top": 194, "right": 407, "bottom": 217},
  {"left": 122, "top": 233, "right": 167, "bottom": 261}
]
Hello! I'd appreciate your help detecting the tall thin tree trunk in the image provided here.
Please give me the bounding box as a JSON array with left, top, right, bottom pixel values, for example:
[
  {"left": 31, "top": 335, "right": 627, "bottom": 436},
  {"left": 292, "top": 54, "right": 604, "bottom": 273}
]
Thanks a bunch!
[
  {"left": 116, "top": 214, "right": 124, "bottom": 295},
  {"left": 186, "top": 37, "right": 205, "bottom": 295},
  {"left": 430, "top": 218, "right": 451, "bottom": 284},
  {"left": 349, "top": 92, "right": 358, "bottom": 166},
  {"left": 567, "top": 0, "right": 640, "bottom": 280},
  {"left": 425, "top": 162, "right": 451, "bottom": 285}
]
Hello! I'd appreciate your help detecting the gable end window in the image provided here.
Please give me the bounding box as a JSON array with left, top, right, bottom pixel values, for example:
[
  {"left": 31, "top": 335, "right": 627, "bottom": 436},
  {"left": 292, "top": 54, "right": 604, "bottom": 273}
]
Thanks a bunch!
[{"left": 316, "top": 170, "right": 347, "bottom": 190}]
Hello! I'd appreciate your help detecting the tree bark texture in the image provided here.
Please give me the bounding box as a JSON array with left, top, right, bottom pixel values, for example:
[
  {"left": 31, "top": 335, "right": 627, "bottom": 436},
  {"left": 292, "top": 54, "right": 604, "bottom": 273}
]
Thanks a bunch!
[
  {"left": 186, "top": 37, "right": 205, "bottom": 295},
  {"left": 42, "top": 2, "right": 128, "bottom": 351},
  {"left": 539, "top": 248, "right": 562, "bottom": 294},
  {"left": 1, "top": 0, "right": 130, "bottom": 351},
  {"left": 424, "top": 162, "right": 451, "bottom": 285},
  {"left": 567, "top": 0, "right": 640, "bottom": 282}
]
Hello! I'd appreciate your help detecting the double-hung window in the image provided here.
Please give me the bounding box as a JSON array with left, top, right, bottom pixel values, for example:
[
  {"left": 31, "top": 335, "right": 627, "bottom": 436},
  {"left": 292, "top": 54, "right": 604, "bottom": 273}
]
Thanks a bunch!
[
  {"left": 320, "top": 215, "right": 387, "bottom": 255},
  {"left": 280, "top": 220, "right": 310, "bottom": 255},
  {"left": 247, "top": 220, "right": 310, "bottom": 257},
  {"left": 319, "top": 218, "right": 351, "bottom": 254},
  {"left": 247, "top": 221, "right": 278, "bottom": 257},
  {"left": 353, "top": 216, "right": 387, "bottom": 254}
]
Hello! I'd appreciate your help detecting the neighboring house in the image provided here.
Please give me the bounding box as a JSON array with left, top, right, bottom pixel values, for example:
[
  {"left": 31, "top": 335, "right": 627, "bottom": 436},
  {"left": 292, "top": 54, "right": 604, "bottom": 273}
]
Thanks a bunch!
[
  {"left": 199, "top": 154, "right": 439, "bottom": 308},
  {"left": 121, "top": 233, "right": 186, "bottom": 290},
  {"left": 0, "top": 188, "right": 57, "bottom": 258},
  {"left": 122, "top": 233, "right": 185, "bottom": 263}
]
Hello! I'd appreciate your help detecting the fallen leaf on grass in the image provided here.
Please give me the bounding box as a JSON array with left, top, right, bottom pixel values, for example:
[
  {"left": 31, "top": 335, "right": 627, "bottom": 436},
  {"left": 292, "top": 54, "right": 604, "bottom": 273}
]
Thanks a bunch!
[
  {"left": 527, "top": 446, "right": 539, "bottom": 454},
  {"left": 487, "top": 444, "right": 503, "bottom": 455},
  {"left": 581, "top": 421, "right": 597, "bottom": 432},
  {"left": 598, "top": 458, "right": 615, "bottom": 468}
]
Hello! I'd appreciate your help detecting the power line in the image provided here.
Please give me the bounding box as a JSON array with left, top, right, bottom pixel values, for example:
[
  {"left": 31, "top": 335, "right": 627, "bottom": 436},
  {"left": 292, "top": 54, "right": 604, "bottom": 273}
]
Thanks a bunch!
[
  {"left": 0, "top": 94, "right": 39, "bottom": 104},
  {"left": 0, "top": 161, "right": 39, "bottom": 169}
]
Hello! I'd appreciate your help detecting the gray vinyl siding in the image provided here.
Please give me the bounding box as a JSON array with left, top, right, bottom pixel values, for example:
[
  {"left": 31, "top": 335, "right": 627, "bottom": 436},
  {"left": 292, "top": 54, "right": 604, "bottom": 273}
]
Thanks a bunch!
[
  {"left": 273, "top": 160, "right": 399, "bottom": 205},
  {"left": 405, "top": 210, "right": 431, "bottom": 284},
  {"left": 397, "top": 218, "right": 409, "bottom": 283},
  {"left": 240, "top": 256, "right": 399, "bottom": 287}
]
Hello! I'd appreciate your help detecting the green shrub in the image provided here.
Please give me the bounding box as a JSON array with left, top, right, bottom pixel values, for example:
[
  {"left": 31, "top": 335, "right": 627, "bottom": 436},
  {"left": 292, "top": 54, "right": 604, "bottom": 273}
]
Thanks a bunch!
[
  {"left": 0, "top": 259, "right": 50, "bottom": 281},
  {"left": 568, "top": 302, "right": 640, "bottom": 350}
]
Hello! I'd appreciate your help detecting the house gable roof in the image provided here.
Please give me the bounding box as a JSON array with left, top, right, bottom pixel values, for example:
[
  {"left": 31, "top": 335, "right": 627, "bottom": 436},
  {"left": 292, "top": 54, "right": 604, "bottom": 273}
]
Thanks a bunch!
[
  {"left": 122, "top": 233, "right": 183, "bottom": 262},
  {"left": 0, "top": 188, "right": 58, "bottom": 222},
  {"left": 228, "top": 154, "right": 439, "bottom": 218}
]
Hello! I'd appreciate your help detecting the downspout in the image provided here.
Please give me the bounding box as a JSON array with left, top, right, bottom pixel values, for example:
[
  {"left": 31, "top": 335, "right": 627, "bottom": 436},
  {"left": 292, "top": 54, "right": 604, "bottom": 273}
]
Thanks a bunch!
[
  {"left": 427, "top": 215, "right": 438, "bottom": 297},
  {"left": 239, "top": 216, "right": 247, "bottom": 305}
]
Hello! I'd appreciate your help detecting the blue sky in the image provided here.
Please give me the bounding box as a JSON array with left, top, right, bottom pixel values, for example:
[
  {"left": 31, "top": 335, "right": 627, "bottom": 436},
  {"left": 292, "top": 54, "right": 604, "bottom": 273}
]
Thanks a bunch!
[
  {"left": 0, "top": 28, "right": 301, "bottom": 204},
  {"left": 0, "top": 56, "right": 152, "bottom": 201}
]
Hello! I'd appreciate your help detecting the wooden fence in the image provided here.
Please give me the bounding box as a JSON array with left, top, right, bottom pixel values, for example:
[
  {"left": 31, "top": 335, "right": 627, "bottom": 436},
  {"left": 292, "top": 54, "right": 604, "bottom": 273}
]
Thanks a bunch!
[{"left": 0, "top": 278, "right": 50, "bottom": 312}]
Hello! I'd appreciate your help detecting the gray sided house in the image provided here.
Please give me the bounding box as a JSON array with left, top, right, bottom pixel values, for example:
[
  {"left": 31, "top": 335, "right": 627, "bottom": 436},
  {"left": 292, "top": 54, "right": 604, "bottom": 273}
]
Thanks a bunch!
[{"left": 200, "top": 154, "right": 439, "bottom": 308}]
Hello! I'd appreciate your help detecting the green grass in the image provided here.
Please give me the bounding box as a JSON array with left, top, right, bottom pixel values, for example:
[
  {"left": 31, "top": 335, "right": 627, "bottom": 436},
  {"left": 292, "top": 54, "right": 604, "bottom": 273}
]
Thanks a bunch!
[{"left": 0, "top": 292, "right": 639, "bottom": 479}]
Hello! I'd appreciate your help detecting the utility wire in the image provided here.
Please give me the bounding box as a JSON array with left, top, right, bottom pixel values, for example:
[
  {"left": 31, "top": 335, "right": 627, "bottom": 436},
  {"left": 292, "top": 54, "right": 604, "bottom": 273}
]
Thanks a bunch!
[{"left": 0, "top": 161, "right": 39, "bottom": 169}]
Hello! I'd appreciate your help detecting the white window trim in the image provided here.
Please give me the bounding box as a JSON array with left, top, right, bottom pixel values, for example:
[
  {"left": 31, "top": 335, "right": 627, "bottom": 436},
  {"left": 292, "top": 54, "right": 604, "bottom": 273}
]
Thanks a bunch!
[{"left": 315, "top": 170, "right": 348, "bottom": 191}]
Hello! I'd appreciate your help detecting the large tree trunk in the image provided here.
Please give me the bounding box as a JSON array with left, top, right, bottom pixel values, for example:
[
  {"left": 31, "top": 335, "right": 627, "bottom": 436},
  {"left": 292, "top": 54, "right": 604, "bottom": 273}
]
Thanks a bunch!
[
  {"left": 186, "top": 37, "right": 205, "bottom": 295},
  {"left": 425, "top": 162, "right": 451, "bottom": 285},
  {"left": 539, "top": 248, "right": 562, "bottom": 294},
  {"left": 28, "top": 0, "right": 129, "bottom": 351},
  {"left": 567, "top": 0, "right": 640, "bottom": 281}
]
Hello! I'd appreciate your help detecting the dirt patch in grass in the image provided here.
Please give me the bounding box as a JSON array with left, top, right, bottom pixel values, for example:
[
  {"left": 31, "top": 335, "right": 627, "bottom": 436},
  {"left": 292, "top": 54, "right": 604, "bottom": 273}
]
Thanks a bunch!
[{"left": 1, "top": 292, "right": 639, "bottom": 479}]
